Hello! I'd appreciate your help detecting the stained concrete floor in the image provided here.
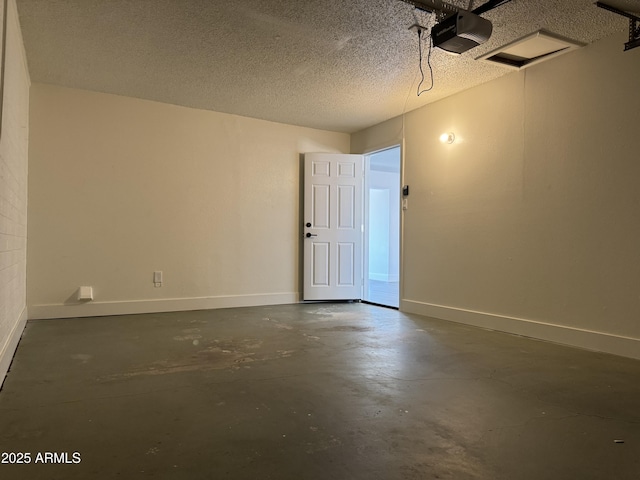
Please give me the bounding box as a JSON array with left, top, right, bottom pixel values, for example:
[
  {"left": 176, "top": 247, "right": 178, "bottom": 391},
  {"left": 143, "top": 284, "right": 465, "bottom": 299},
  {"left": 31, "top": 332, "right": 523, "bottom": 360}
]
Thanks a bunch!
[{"left": 0, "top": 303, "right": 639, "bottom": 479}]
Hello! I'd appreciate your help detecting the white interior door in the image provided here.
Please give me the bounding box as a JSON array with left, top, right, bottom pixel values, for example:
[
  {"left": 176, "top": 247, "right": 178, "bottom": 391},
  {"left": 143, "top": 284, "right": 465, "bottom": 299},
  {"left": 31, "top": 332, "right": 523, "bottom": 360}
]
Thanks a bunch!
[{"left": 303, "top": 153, "right": 363, "bottom": 301}]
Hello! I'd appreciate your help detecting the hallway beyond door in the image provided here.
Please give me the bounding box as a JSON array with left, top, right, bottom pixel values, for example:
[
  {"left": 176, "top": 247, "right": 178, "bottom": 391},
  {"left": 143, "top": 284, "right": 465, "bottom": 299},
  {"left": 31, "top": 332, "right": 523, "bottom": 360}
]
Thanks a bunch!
[{"left": 364, "top": 146, "right": 401, "bottom": 308}]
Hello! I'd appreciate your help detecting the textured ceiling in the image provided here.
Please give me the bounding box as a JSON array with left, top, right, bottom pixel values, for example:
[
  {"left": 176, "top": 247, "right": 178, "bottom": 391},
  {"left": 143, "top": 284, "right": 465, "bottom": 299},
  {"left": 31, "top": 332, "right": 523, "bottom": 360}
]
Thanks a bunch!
[{"left": 15, "top": 0, "right": 639, "bottom": 133}]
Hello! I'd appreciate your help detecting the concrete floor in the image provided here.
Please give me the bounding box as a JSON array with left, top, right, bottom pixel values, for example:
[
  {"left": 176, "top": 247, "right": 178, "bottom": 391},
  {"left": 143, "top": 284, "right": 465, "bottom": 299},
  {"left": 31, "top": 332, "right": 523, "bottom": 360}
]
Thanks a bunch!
[{"left": 0, "top": 303, "right": 639, "bottom": 479}]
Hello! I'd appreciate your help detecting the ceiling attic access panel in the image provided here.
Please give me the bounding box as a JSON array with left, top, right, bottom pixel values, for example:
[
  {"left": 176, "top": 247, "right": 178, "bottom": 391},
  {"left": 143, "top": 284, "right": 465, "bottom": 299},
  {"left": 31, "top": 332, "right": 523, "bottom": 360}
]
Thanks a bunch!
[{"left": 477, "top": 30, "right": 585, "bottom": 69}]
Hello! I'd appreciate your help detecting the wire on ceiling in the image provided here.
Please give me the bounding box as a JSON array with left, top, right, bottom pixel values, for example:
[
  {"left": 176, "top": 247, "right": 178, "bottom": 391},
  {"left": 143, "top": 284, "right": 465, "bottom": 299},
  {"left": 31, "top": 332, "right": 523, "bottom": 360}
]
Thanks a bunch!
[{"left": 416, "top": 27, "right": 435, "bottom": 96}]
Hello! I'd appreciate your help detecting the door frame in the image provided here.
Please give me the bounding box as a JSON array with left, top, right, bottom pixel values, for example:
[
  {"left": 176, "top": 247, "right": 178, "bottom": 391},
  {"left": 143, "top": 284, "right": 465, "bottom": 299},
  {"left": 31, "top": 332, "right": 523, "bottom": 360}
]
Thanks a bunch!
[{"left": 362, "top": 144, "right": 403, "bottom": 309}]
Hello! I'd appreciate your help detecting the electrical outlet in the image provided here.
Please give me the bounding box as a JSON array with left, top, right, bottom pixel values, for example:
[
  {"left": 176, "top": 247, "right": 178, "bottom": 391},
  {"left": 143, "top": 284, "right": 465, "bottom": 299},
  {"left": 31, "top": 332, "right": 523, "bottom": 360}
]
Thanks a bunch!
[{"left": 154, "top": 271, "right": 163, "bottom": 287}]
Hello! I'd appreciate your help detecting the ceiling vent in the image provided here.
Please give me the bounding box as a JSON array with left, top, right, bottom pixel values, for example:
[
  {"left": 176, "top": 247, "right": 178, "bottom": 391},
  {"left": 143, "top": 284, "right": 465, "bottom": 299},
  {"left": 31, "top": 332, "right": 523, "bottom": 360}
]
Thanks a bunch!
[{"left": 477, "top": 30, "right": 585, "bottom": 69}]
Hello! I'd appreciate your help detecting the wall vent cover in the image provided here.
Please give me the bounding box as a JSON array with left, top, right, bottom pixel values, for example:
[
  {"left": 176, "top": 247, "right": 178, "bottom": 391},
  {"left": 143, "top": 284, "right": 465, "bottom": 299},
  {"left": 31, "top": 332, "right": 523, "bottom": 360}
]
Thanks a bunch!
[{"left": 477, "top": 30, "right": 585, "bottom": 69}]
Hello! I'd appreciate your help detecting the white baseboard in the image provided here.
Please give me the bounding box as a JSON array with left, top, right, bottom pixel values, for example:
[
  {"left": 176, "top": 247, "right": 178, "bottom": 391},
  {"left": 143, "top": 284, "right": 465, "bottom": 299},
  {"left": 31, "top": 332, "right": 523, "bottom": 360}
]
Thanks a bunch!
[
  {"left": 0, "top": 307, "right": 28, "bottom": 390},
  {"left": 401, "top": 299, "right": 640, "bottom": 361},
  {"left": 28, "top": 293, "right": 300, "bottom": 320}
]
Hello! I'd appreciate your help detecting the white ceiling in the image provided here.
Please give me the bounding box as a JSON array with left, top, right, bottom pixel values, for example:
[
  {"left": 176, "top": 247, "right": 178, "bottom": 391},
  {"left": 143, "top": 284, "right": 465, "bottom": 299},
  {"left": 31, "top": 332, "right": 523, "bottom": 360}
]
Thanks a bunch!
[{"left": 15, "top": 0, "right": 640, "bottom": 133}]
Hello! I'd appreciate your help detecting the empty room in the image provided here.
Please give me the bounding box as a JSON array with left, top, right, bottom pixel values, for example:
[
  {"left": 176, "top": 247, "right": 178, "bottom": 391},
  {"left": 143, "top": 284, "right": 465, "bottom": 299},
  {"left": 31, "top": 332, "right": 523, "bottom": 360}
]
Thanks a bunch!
[{"left": 1, "top": 0, "right": 639, "bottom": 478}]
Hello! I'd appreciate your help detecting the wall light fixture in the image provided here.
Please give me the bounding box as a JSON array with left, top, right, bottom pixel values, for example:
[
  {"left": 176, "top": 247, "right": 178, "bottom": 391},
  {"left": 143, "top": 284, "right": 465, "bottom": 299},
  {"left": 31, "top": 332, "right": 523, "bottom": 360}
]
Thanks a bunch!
[{"left": 440, "top": 132, "right": 455, "bottom": 144}]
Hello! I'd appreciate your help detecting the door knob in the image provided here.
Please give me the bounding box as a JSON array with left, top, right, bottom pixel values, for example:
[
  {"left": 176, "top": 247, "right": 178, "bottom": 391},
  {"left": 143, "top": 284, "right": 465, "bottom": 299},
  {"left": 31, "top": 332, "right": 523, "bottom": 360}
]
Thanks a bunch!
[{"left": 306, "top": 233, "right": 317, "bottom": 238}]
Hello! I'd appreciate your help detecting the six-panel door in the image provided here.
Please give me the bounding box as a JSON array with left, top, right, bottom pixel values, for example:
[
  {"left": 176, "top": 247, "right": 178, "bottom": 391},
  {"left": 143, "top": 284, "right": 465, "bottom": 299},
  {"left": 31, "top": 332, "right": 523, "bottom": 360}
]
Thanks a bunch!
[{"left": 303, "top": 153, "right": 363, "bottom": 301}]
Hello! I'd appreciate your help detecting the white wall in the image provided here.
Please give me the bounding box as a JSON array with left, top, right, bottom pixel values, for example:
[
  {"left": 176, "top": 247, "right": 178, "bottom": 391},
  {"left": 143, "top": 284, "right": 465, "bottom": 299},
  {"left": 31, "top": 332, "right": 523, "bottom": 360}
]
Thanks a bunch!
[
  {"left": 369, "top": 187, "right": 391, "bottom": 280},
  {"left": 0, "top": 0, "right": 30, "bottom": 386},
  {"left": 352, "top": 32, "right": 640, "bottom": 359},
  {"left": 27, "top": 85, "right": 349, "bottom": 318}
]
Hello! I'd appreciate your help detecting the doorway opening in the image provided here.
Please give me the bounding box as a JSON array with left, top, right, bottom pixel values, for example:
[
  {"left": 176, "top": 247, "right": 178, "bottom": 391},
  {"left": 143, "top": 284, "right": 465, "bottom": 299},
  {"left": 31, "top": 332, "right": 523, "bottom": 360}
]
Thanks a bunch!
[{"left": 364, "top": 146, "right": 401, "bottom": 308}]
